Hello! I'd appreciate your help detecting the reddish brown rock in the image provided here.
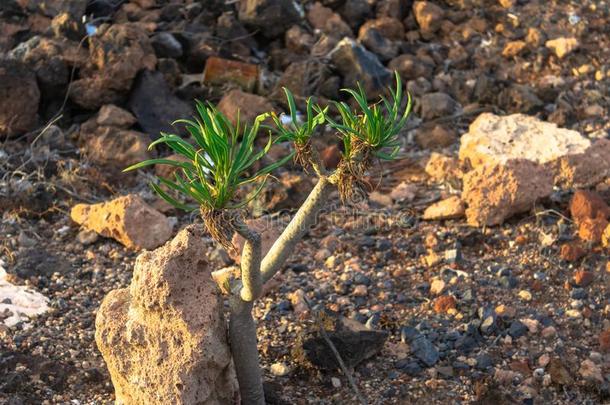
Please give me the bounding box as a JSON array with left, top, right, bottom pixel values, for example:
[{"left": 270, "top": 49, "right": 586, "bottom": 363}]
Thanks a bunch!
[
  {"left": 415, "top": 125, "right": 457, "bottom": 149},
  {"left": 569, "top": 190, "right": 610, "bottom": 225},
  {"left": 71, "top": 195, "right": 173, "bottom": 250},
  {"left": 433, "top": 295, "right": 456, "bottom": 313},
  {"left": 573, "top": 270, "right": 594, "bottom": 287},
  {"left": 217, "top": 89, "right": 274, "bottom": 126},
  {"left": 578, "top": 216, "right": 609, "bottom": 244},
  {"left": 83, "top": 127, "right": 150, "bottom": 169},
  {"left": 307, "top": 2, "right": 352, "bottom": 38},
  {"left": 413, "top": 1, "right": 445, "bottom": 34},
  {"left": 599, "top": 330, "right": 610, "bottom": 352},
  {"left": 321, "top": 144, "right": 341, "bottom": 170},
  {"left": 97, "top": 104, "right": 137, "bottom": 128},
  {"left": 202, "top": 56, "right": 258, "bottom": 92},
  {"left": 96, "top": 225, "right": 238, "bottom": 404},
  {"left": 559, "top": 242, "right": 586, "bottom": 262},
  {"left": 70, "top": 23, "right": 157, "bottom": 109},
  {"left": 0, "top": 59, "right": 40, "bottom": 138},
  {"left": 358, "top": 17, "right": 404, "bottom": 41},
  {"left": 462, "top": 160, "right": 553, "bottom": 226}
]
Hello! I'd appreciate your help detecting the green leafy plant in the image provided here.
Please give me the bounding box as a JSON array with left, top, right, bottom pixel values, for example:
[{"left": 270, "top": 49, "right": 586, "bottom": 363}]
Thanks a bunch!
[
  {"left": 115, "top": 73, "right": 411, "bottom": 405},
  {"left": 124, "top": 100, "right": 293, "bottom": 249},
  {"left": 326, "top": 71, "right": 412, "bottom": 161},
  {"left": 269, "top": 88, "right": 327, "bottom": 170},
  {"left": 323, "top": 72, "right": 413, "bottom": 201}
]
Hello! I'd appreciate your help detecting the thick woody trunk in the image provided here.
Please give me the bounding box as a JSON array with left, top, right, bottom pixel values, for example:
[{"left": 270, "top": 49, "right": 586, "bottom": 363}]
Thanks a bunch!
[
  {"left": 227, "top": 175, "right": 335, "bottom": 404},
  {"left": 229, "top": 297, "right": 265, "bottom": 405}
]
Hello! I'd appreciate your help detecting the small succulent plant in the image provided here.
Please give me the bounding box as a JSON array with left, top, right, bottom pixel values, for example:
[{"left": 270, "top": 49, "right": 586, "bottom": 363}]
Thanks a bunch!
[{"left": 124, "top": 73, "right": 412, "bottom": 404}]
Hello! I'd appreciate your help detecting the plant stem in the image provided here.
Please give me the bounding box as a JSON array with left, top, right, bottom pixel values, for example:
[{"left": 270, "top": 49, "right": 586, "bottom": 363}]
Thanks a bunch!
[
  {"left": 260, "top": 175, "right": 334, "bottom": 283},
  {"left": 229, "top": 296, "right": 265, "bottom": 405},
  {"left": 234, "top": 221, "right": 262, "bottom": 302}
]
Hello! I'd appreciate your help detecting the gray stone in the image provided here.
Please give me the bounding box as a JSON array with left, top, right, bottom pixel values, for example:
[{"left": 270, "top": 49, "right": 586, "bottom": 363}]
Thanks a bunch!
[
  {"left": 329, "top": 37, "right": 392, "bottom": 98},
  {"left": 128, "top": 70, "right": 192, "bottom": 139}
]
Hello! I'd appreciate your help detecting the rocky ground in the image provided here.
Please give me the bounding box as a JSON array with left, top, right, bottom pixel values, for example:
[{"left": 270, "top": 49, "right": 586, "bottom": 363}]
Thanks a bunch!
[{"left": 1, "top": 0, "right": 609, "bottom": 403}]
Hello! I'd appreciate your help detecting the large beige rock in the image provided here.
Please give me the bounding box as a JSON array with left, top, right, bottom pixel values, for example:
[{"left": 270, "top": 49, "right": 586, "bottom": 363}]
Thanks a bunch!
[
  {"left": 460, "top": 113, "right": 610, "bottom": 187},
  {"left": 71, "top": 194, "right": 172, "bottom": 250},
  {"left": 96, "top": 225, "right": 239, "bottom": 404},
  {"left": 462, "top": 160, "right": 553, "bottom": 226}
]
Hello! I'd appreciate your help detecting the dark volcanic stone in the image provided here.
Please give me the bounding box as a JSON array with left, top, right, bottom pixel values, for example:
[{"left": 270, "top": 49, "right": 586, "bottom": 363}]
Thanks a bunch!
[
  {"left": 294, "top": 310, "right": 388, "bottom": 370},
  {"left": 329, "top": 37, "right": 392, "bottom": 98},
  {"left": 128, "top": 70, "right": 193, "bottom": 139},
  {"left": 238, "top": 0, "right": 303, "bottom": 38}
]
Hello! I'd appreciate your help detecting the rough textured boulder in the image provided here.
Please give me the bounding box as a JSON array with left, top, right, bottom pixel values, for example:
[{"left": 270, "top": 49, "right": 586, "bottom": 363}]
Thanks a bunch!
[
  {"left": 293, "top": 310, "right": 388, "bottom": 370},
  {"left": 79, "top": 104, "right": 149, "bottom": 170},
  {"left": 71, "top": 195, "right": 172, "bottom": 250},
  {"left": 329, "top": 37, "right": 392, "bottom": 98},
  {"left": 460, "top": 113, "right": 610, "bottom": 187},
  {"left": 462, "top": 160, "right": 553, "bottom": 226},
  {"left": 96, "top": 226, "right": 239, "bottom": 404},
  {"left": 70, "top": 23, "right": 157, "bottom": 109},
  {"left": 128, "top": 70, "right": 192, "bottom": 139},
  {"left": 238, "top": 0, "right": 303, "bottom": 38},
  {"left": 0, "top": 59, "right": 40, "bottom": 138},
  {"left": 217, "top": 89, "right": 274, "bottom": 126}
]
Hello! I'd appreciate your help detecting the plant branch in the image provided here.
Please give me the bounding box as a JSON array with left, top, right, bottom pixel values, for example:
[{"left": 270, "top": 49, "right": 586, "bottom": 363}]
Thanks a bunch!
[
  {"left": 260, "top": 175, "right": 335, "bottom": 283},
  {"left": 234, "top": 220, "right": 262, "bottom": 302}
]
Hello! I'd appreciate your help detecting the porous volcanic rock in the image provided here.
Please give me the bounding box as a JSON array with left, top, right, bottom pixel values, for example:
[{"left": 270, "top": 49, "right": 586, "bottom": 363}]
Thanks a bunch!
[
  {"left": 70, "top": 23, "right": 157, "bottom": 109},
  {"left": 459, "top": 113, "right": 610, "bottom": 187},
  {"left": 95, "top": 225, "right": 239, "bottom": 404},
  {"left": 71, "top": 195, "right": 172, "bottom": 250},
  {"left": 329, "top": 37, "right": 392, "bottom": 98},
  {"left": 462, "top": 159, "right": 553, "bottom": 226}
]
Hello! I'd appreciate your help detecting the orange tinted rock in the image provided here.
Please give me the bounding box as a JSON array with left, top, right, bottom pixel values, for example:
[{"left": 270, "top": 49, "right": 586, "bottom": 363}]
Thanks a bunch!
[
  {"left": 202, "top": 56, "right": 258, "bottom": 91},
  {"left": 413, "top": 1, "right": 445, "bottom": 34},
  {"left": 573, "top": 270, "right": 594, "bottom": 287},
  {"left": 433, "top": 295, "right": 456, "bottom": 313},
  {"left": 321, "top": 144, "right": 341, "bottom": 170},
  {"left": 462, "top": 160, "right": 553, "bottom": 226},
  {"left": 422, "top": 196, "right": 465, "bottom": 220},
  {"left": 95, "top": 226, "right": 238, "bottom": 404},
  {"left": 217, "top": 89, "right": 273, "bottom": 126},
  {"left": 425, "top": 152, "right": 463, "bottom": 183},
  {"left": 71, "top": 195, "right": 172, "bottom": 250},
  {"left": 559, "top": 242, "right": 586, "bottom": 262},
  {"left": 578, "top": 216, "right": 609, "bottom": 243},
  {"left": 502, "top": 40, "right": 527, "bottom": 58},
  {"left": 569, "top": 190, "right": 610, "bottom": 224},
  {"left": 603, "top": 224, "right": 610, "bottom": 248}
]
